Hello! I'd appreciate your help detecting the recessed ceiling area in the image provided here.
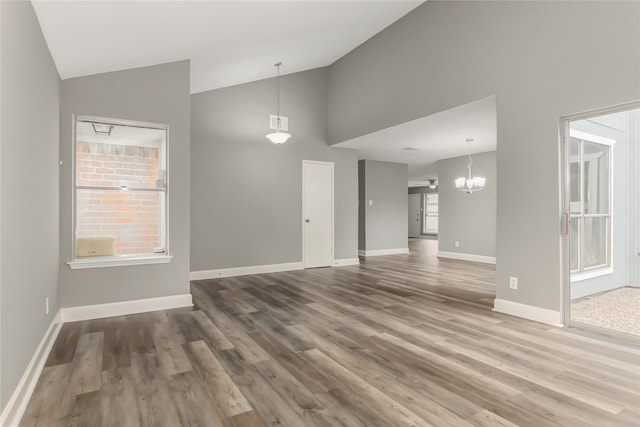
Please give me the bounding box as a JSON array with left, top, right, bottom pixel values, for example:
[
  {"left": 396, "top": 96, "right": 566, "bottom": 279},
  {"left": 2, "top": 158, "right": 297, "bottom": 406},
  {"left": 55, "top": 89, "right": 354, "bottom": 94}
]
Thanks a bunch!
[
  {"left": 31, "top": 1, "right": 423, "bottom": 94},
  {"left": 333, "top": 95, "right": 497, "bottom": 186}
]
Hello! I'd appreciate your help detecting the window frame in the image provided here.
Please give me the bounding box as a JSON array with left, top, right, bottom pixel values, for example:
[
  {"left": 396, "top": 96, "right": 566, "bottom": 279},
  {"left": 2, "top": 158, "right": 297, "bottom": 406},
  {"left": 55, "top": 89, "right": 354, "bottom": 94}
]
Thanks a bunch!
[
  {"left": 68, "top": 114, "right": 172, "bottom": 269},
  {"left": 569, "top": 129, "right": 614, "bottom": 281}
]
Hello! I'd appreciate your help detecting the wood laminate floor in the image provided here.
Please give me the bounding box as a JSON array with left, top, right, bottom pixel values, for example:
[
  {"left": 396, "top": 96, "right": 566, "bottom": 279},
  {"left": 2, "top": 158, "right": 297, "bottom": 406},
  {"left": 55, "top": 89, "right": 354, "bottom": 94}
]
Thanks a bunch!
[{"left": 20, "top": 240, "right": 640, "bottom": 426}]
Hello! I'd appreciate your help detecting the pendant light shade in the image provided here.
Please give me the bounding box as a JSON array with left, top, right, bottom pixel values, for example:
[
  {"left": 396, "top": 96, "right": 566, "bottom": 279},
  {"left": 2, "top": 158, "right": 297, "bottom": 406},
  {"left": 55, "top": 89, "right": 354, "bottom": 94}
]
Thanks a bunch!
[
  {"left": 266, "top": 62, "right": 291, "bottom": 144},
  {"left": 455, "top": 138, "right": 486, "bottom": 193}
]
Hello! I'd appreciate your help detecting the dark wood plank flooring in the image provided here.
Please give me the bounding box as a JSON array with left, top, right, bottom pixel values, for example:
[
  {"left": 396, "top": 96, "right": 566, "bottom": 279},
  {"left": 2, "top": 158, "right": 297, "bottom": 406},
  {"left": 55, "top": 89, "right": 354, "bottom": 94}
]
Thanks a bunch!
[{"left": 20, "top": 239, "right": 640, "bottom": 426}]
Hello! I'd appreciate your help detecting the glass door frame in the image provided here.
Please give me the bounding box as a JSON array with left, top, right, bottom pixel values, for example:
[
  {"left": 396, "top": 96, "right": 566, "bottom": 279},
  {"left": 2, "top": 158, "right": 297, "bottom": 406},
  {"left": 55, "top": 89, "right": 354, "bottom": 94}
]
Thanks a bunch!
[{"left": 560, "top": 100, "right": 639, "bottom": 333}]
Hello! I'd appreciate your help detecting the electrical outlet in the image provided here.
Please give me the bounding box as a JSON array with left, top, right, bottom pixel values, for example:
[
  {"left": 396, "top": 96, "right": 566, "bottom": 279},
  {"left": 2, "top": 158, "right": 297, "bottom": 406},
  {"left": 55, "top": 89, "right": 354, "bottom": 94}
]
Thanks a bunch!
[
  {"left": 369, "top": 200, "right": 373, "bottom": 206},
  {"left": 509, "top": 277, "right": 518, "bottom": 290},
  {"left": 454, "top": 241, "right": 459, "bottom": 248},
  {"left": 45, "top": 297, "right": 49, "bottom": 315}
]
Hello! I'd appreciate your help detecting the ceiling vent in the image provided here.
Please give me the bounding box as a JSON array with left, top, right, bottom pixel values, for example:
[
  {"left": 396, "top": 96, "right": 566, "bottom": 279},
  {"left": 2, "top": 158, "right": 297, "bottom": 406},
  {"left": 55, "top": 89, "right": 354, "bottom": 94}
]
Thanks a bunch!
[{"left": 402, "top": 147, "right": 419, "bottom": 151}]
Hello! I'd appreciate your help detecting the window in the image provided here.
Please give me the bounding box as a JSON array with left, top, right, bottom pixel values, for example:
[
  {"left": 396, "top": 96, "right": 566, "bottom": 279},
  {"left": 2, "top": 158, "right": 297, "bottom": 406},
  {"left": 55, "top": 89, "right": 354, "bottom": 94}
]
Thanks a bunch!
[
  {"left": 423, "top": 193, "right": 438, "bottom": 234},
  {"left": 569, "top": 129, "right": 613, "bottom": 276},
  {"left": 69, "top": 116, "right": 170, "bottom": 268}
]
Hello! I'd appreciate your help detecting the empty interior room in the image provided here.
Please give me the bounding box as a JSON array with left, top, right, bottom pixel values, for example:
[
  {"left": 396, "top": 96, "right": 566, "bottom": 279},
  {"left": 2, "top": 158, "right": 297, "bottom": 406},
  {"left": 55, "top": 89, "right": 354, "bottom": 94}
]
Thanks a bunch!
[{"left": 1, "top": 1, "right": 639, "bottom": 426}]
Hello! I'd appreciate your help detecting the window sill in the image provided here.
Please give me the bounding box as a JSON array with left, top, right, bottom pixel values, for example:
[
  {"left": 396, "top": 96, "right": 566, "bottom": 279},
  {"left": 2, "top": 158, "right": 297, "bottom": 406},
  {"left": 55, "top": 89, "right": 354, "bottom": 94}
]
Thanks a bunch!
[
  {"left": 67, "top": 254, "right": 173, "bottom": 270},
  {"left": 571, "top": 267, "right": 613, "bottom": 283}
]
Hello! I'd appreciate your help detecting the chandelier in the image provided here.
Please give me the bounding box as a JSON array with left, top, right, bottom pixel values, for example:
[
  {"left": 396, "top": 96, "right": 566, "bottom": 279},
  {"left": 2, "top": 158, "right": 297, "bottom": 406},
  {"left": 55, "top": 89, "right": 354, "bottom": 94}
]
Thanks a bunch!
[{"left": 455, "top": 138, "right": 485, "bottom": 193}]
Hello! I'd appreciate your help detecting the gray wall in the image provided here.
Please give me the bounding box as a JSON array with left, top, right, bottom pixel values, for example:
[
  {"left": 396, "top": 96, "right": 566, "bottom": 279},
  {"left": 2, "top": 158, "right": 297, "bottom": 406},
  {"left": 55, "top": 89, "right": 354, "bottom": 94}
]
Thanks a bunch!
[
  {"left": 359, "top": 160, "right": 408, "bottom": 251},
  {"left": 190, "top": 67, "right": 358, "bottom": 271},
  {"left": 328, "top": 1, "right": 640, "bottom": 311},
  {"left": 0, "top": 1, "right": 60, "bottom": 411},
  {"left": 570, "top": 111, "right": 634, "bottom": 299},
  {"left": 59, "top": 61, "right": 191, "bottom": 307},
  {"left": 438, "top": 151, "right": 496, "bottom": 257}
]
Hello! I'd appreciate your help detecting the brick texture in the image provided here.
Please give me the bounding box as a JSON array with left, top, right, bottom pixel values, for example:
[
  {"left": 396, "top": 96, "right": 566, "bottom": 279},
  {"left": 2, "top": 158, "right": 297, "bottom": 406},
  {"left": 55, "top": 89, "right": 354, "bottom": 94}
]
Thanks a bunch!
[{"left": 76, "top": 141, "right": 164, "bottom": 255}]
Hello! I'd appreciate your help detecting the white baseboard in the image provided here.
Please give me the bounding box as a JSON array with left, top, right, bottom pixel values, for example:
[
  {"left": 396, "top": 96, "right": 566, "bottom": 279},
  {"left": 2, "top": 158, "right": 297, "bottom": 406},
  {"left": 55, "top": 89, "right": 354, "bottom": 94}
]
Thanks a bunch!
[
  {"left": 333, "top": 258, "right": 360, "bottom": 267},
  {"left": 61, "top": 294, "right": 193, "bottom": 323},
  {"left": 190, "top": 262, "right": 304, "bottom": 281},
  {"left": 0, "top": 310, "right": 63, "bottom": 427},
  {"left": 493, "top": 298, "right": 564, "bottom": 327},
  {"left": 358, "top": 248, "right": 410, "bottom": 257},
  {"left": 437, "top": 251, "right": 496, "bottom": 265}
]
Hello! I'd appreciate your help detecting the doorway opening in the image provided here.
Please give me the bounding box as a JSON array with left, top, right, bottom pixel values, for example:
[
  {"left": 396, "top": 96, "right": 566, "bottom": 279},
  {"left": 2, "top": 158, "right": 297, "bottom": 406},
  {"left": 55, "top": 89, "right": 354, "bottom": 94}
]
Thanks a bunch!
[{"left": 562, "top": 103, "right": 639, "bottom": 337}]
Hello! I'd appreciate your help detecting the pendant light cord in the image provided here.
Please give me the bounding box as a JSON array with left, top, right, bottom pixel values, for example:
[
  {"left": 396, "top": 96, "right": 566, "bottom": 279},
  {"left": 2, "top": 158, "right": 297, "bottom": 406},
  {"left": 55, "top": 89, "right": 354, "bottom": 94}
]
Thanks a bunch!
[
  {"left": 467, "top": 139, "right": 473, "bottom": 180},
  {"left": 275, "top": 62, "right": 282, "bottom": 121}
]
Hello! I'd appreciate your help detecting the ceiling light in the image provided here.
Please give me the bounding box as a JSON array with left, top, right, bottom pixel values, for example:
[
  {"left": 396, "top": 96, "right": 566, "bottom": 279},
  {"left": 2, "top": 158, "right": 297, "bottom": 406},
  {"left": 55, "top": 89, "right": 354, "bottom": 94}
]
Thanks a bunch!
[
  {"left": 427, "top": 179, "right": 437, "bottom": 189},
  {"left": 265, "top": 62, "right": 291, "bottom": 144},
  {"left": 455, "top": 138, "right": 485, "bottom": 193}
]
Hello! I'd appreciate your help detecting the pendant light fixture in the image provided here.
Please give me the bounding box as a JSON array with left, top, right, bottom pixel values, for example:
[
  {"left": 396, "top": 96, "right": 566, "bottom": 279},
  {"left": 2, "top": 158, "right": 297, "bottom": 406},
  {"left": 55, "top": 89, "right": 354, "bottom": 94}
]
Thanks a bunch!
[
  {"left": 455, "top": 138, "right": 485, "bottom": 193},
  {"left": 265, "top": 62, "right": 291, "bottom": 144}
]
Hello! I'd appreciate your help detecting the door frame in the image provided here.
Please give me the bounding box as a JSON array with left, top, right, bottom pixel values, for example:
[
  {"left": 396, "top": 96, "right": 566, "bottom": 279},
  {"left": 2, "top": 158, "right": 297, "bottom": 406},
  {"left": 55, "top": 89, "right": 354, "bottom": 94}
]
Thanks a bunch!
[
  {"left": 302, "top": 160, "right": 334, "bottom": 268},
  {"left": 559, "top": 100, "right": 639, "bottom": 328}
]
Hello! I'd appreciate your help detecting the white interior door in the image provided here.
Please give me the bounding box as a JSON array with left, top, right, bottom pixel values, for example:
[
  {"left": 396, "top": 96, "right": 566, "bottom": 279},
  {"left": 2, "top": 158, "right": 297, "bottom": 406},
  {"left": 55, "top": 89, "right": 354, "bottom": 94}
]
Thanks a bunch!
[
  {"left": 408, "top": 194, "right": 421, "bottom": 237},
  {"left": 303, "top": 161, "right": 333, "bottom": 268}
]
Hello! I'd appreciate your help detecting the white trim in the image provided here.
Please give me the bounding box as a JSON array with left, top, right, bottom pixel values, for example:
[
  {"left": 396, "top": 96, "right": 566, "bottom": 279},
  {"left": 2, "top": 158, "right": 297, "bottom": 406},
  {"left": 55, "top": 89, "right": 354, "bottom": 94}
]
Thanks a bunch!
[
  {"left": 61, "top": 294, "right": 192, "bottom": 323},
  {"left": 437, "top": 251, "right": 496, "bottom": 264},
  {"left": 358, "top": 248, "right": 410, "bottom": 257},
  {"left": 570, "top": 266, "right": 613, "bottom": 283},
  {"left": 493, "top": 299, "right": 564, "bottom": 327},
  {"left": 569, "top": 129, "right": 616, "bottom": 147},
  {"left": 333, "top": 258, "right": 360, "bottom": 267},
  {"left": 67, "top": 254, "right": 172, "bottom": 269},
  {"left": 190, "top": 262, "right": 304, "bottom": 281},
  {"left": 0, "top": 311, "right": 63, "bottom": 427}
]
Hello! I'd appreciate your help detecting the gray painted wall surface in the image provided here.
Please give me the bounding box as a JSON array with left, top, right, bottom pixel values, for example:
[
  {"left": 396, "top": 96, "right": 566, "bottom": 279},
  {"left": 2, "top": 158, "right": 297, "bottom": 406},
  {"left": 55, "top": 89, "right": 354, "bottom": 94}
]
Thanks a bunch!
[
  {"left": 359, "top": 160, "right": 408, "bottom": 251},
  {"left": 328, "top": 1, "right": 640, "bottom": 311},
  {"left": 59, "top": 61, "right": 191, "bottom": 307},
  {"left": 570, "top": 112, "right": 635, "bottom": 299},
  {"left": 0, "top": 1, "right": 60, "bottom": 410},
  {"left": 438, "top": 151, "right": 496, "bottom": 257},
  {"left": 190, "top": 67, "right": 358, "bottom": 271}
]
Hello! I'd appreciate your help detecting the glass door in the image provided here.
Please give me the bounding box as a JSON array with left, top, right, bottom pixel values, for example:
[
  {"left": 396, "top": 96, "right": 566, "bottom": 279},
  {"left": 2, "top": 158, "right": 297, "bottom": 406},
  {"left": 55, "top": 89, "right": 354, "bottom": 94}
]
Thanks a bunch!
[{"left": 423, "top": 193, "right": 438, "bottom": 234}]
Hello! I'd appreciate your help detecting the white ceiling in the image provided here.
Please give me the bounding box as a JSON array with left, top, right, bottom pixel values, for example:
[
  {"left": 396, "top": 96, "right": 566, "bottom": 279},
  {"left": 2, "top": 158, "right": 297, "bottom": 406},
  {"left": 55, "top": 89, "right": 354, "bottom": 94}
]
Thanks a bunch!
[
  {"left": 31, "top": 0, "right": 423, "bottom": 94},
  {"left": 334, "top": 95, "right": 497, "bottom": 185}
]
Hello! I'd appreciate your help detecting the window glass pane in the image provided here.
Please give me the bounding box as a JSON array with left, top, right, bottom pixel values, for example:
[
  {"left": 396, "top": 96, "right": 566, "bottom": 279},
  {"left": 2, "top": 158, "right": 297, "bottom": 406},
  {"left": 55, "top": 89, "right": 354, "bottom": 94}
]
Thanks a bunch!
[
  {"left": 424, "top": 193, "right": 438, "bottom": 233},
  {"left": 583, "top": 216, "right": 607, "bottom": 269},
  {"left": 569, "top": 138, "right": 581, "bottom": 215},
  {"left": 570, "top": 217, "right": 580, "bottom": 272},
  {"left": 76, "top": 140, "right": 164, "bottom": 189},
  {"left": 583, "top": 142, "right": 609, "bottom": 215},
  {"left": 77, "top": 189, "right": 165, "bottom": 256}
]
